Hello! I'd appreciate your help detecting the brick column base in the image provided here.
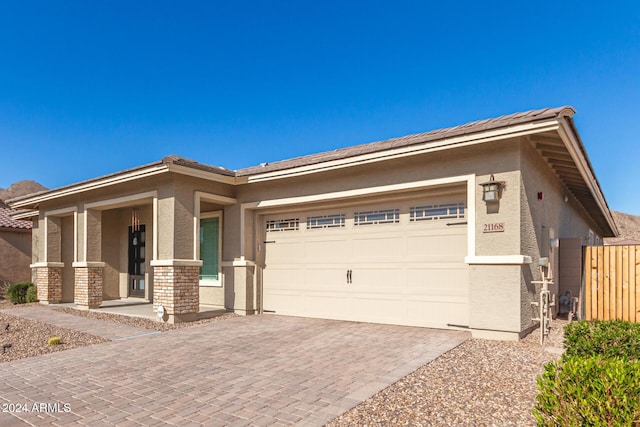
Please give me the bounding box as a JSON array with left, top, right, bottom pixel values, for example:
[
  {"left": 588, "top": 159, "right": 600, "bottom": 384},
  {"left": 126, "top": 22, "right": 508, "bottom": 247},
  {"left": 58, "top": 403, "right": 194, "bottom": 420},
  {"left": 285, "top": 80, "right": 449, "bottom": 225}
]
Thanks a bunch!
[
  {"left": 33, "top": 265, "right": 63, "bottom": 304},
  {"left": 153, "top": 265, "right": 199, "bottom": 323},
  {"left": 74, "top": 265, "right": 103, "bottom": 309}
]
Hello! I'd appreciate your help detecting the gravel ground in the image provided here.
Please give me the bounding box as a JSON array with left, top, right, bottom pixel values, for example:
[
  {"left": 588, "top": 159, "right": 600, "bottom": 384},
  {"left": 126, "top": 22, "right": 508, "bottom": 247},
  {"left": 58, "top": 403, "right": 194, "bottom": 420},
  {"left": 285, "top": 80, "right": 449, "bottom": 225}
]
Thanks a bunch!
[
  {"left": 0, "top": 300, "right": 237, "bottom": 363},
  {"left": 327, "top": 321, "right": 566, "bottom": 427},
  {"left": 0, "top": 301, "right": 108, "bottom": 363}
]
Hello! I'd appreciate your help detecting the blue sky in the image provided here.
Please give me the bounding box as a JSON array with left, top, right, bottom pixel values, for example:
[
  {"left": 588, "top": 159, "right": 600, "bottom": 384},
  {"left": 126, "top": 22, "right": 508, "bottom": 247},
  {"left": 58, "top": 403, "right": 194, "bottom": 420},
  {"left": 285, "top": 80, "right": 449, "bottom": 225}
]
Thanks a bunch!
[{"left": 1, "top": 1, "right": 639, "bottom": 214}]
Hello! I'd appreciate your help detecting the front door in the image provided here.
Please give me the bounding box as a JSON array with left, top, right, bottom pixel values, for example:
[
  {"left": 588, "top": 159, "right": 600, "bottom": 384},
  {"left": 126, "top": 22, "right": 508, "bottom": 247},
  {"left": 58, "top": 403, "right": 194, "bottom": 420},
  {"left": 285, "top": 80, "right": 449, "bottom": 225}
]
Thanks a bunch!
[{"left": 128, "top": 224, "right": 146, "bottom": 298}]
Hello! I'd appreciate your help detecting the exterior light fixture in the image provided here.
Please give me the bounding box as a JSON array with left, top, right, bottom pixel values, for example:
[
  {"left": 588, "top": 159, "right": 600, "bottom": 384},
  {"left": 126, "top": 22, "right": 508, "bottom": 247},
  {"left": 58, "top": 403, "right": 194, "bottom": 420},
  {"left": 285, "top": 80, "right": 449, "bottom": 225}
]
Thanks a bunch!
[
  {"left": 131, "top": 208, "right": 141, "bottom": 232},
  {"left": 480, "top": 175, "right": 504, "bottom": 203}
]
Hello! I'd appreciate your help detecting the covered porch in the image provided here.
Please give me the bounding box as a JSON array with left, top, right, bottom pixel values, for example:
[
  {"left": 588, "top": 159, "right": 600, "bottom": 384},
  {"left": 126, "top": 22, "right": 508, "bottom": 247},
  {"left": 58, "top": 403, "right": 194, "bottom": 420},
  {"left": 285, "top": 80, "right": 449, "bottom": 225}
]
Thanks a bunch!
[{"left": 20, "top": 164, "right": 238, "bottom": 323}]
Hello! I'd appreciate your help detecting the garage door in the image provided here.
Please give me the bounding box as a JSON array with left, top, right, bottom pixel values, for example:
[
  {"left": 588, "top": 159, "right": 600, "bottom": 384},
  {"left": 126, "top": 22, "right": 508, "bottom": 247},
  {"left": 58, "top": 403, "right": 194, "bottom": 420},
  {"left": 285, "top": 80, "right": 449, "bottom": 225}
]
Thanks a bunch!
[{"left": 261, "top": 195, "right": 469, "bottom": 329}]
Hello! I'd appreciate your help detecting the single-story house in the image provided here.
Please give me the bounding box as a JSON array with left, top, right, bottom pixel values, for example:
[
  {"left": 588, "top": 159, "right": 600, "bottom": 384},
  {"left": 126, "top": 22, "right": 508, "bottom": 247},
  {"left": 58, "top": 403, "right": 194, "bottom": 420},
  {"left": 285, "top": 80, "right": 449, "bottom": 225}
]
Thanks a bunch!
[
  {"left": 8, "top": 106, "right": 617, "bottom": 339},
  {"left": 0, "top": 207, "right": 33, "bottom": 286}
]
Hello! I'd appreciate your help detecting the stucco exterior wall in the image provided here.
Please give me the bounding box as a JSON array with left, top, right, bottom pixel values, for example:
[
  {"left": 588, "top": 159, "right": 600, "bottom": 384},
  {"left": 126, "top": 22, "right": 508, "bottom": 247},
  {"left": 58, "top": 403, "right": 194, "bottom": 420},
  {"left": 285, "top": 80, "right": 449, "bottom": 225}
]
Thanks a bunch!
[
  {"left": 0, "top": 229, "right": 31, "bottom": 285},
  {"left": 519, "top": 139, "right": 603, "bottom": 329}
]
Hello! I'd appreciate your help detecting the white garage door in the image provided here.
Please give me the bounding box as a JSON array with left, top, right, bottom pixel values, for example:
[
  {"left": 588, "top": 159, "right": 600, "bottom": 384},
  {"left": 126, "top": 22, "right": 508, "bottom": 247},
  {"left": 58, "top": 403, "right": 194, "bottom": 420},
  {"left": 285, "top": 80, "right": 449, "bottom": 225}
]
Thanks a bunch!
[{"left": 261, "top": 196, "right": 469, "bottom": 329}]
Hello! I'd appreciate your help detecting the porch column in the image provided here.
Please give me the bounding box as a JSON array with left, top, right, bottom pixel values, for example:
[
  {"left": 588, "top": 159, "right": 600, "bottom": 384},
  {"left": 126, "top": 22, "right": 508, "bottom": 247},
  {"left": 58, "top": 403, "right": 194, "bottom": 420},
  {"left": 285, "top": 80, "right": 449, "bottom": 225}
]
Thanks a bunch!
[
  {"left": 31, "top": 262, "right": 64, "bottom": 303},
  {"left": 74, "top": 209, "right": 104, "bottom": 308},
  {"left": 32, "top": 215, "right": 64, "bottom": 303},
  {"left": 72, "top": 262, "right": 105, "bottom": 308},
  {"left": 151, "top": 260, "right": 202, "bottom": 323}
]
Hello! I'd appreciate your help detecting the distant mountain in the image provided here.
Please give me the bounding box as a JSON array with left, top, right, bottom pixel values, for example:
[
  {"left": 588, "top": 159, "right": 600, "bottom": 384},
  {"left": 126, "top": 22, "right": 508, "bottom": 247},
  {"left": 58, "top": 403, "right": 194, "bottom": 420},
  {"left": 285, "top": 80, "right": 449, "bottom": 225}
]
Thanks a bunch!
[
  {"left": 0, "top": 180, "right": 48, "bottom": 207},
  {"left": 605, "top": 211, "right": 640, "bottom": 245}
]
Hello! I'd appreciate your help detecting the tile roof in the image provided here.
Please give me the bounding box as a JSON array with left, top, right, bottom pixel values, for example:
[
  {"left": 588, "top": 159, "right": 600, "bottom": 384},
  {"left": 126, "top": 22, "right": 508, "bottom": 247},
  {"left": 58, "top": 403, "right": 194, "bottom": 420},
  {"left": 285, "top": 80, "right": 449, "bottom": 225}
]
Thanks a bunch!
[
  {"left": 236, "top": 106, "right": 576, "bottom": 176},
  {"left": 0, "top": 208, "right": 32, "bottom": 230}
]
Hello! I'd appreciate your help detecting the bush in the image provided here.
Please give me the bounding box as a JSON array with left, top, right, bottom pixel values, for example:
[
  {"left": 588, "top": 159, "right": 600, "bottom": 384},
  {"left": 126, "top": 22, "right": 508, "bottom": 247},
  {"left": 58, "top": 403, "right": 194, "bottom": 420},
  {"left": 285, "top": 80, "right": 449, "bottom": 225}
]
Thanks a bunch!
[
  {"left": 25, "top": 285, "right": 38, "bottom": 303},
  {"left": 563, "top": 320, "right": 640, "bottom": 361},
  {"left": 6, "top": 282, "right": 34, "bottom": 304},
  {"left": 47, "top": 337, "right": 61, "bottom": 346},
  {"left": 533, "top": 356, "right": 640, "bottom": 426}
]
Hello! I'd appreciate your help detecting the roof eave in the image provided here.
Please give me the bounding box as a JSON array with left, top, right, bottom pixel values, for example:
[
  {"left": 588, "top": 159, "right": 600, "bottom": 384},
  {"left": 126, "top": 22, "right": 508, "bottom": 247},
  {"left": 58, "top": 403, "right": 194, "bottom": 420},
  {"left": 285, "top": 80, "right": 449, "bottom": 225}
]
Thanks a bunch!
[
  {"left": 557, "top": 117, "right": 618, "bottom": 237},
  {"left": 7, "top": 163, "right": 171, "bottom": 209},
  {"left": 244, "top": 119, "right": 563, "bottom": 183}
]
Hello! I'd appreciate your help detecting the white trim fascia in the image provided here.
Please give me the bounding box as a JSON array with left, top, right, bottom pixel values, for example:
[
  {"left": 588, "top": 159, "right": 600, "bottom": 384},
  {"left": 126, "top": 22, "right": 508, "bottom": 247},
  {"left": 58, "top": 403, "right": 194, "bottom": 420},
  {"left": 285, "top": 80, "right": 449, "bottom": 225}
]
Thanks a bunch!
[
  {"left": 44, "top": 206, "right": 77, "bottom": 217},
  {"left": 44, "top": 215, "right": 48, "bottom": 263},
  {"left": 150, "top": 259, "right": 204, "bottom": 267},
  {"left": 30, "top": 262, "right": 64, "bottom": 268},
  {"left": 44, "top": 207, "right": 78, "bottom": 264},
  {"left": 153, "top": 195, "right": 158, "bottom": 261},
  {"left": 249, "top": 175, "right": 473, "bottom": 209},
  {"left": 193, "top": 191, "right": 236, "bottom": 260},
  {"left": 11, "top": 210, "right": 39, "bottom": 220},
  {"left": 195, "top": 210, "right": 223, "bottom": 286},
  {"left": 74, "top": 210, "right": 78, "bottom": 263},
  {"left": 240, "top": 174, "right": 476, "bottom": 259},
  {"left": 10, "top": 165, "right": 169, "bottom": 208},
  {"left": 72, "top": 261, "right": 106, "bottom": 268},
  {"left": 247, "top": 121, "right": 561, "bottom": 183},
  {"left": 467, "top": 177, "right": 476, "bottom": 258},
  {"left": 221, "top": 260, "right": 256, "bottom": 267},
  {"left": 83, "top": 191, "right": 158, "bottom": 263},
  {"left": 557, "top": 119, "right": 618, "bottom": 235},
  {"left": 465, "top": 255, "right": 532, "bottom": 265},
  {"left": 166, "top": 163, "right": 237, "bottom": 185},
  {"left": 194, "top": 191, "right": 237, "bottom": 206},
  {"left": 85, "top": 190, "right": 158, "bottom": 210}
]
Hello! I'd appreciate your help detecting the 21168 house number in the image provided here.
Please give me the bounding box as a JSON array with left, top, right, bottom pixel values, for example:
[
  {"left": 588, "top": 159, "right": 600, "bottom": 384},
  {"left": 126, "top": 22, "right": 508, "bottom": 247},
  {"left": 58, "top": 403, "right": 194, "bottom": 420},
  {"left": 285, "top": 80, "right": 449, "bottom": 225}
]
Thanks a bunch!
[{"left": 483, "top": 222, "right": 505, "bottom": 233}]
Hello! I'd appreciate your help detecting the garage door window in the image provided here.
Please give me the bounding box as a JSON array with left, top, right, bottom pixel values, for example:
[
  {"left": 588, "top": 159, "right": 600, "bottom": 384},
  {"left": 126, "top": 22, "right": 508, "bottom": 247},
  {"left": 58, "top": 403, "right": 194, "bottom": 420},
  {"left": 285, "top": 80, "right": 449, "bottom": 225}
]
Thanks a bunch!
[
  {"left": 410, "top": 202, "right": 465, "bottom": 221},
  {"left": 266, "top": 218, "right": 299, "bottom": 232},
  {"left": 354, "top": 209, "right": 399, "bottom": 226},
  {"left": 200, "top": 215, "right": 221, "bottom": 286},
  {"left": 307, "top": 214, "right": 346, "bottom": 229}
]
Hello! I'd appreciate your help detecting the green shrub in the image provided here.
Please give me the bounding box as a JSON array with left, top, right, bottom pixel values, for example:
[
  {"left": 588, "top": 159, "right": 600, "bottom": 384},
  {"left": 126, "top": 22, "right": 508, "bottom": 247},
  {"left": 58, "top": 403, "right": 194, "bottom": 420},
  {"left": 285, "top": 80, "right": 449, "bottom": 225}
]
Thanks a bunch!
[
  {"left": 25, "top": 285, "right": 38, "bottom": 303},
  {"left": 6, "top": 282, "right": 34, "bottom": 304},
  {"left": 47, "top": 337, "right": 61, "bottom": 346},
  {"left": 563, "top": 320, "right": 640, "bottom": 361},
  {"left": 533, "top": 356, "right": 640, "bottom": 426}
]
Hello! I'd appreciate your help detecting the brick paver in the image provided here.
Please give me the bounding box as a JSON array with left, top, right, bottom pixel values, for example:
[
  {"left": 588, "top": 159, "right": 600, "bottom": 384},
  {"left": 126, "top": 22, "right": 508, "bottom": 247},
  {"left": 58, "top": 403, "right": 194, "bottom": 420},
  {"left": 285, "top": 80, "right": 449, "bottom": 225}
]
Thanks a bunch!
[{"left": 0, "top": 314, "right": 469, "bottom": 426}]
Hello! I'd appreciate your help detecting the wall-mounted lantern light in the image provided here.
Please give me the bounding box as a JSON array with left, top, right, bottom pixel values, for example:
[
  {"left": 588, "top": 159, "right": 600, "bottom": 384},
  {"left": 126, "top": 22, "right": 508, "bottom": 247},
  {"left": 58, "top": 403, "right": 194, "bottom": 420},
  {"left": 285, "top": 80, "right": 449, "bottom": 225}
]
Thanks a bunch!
[{"left": 480, "top": 175, "right": 505, "bottom": 203}]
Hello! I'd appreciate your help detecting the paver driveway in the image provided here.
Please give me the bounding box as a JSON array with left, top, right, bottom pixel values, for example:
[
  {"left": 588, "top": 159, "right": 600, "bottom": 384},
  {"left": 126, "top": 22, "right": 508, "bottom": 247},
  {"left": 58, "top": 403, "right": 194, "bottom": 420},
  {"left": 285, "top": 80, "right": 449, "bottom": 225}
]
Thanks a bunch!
[{"left": 0, "top": 315, "right": 469, "bottom": 426}]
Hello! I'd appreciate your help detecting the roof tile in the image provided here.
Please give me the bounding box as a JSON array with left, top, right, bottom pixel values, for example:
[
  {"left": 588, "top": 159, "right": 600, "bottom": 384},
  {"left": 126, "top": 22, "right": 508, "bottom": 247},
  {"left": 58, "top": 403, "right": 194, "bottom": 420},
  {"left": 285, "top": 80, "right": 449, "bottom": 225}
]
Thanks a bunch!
[{"left": 0, "top": 208, "right": 32, "bottom": 230}]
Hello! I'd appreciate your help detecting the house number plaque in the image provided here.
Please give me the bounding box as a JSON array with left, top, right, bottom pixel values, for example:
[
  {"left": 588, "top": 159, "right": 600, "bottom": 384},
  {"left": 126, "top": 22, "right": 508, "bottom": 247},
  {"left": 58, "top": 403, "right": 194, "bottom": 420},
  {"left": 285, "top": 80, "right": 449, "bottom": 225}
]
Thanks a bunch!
[{"left": 483, "top": 222, "right": 505, "bottom": 233}]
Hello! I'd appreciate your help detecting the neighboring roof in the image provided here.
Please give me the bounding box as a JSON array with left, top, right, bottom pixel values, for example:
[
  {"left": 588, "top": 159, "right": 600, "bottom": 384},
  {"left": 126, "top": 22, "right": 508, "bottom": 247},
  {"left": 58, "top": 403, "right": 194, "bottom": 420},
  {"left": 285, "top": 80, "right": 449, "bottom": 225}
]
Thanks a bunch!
[
  {"left": 6, "top": 106, "right": 617, "bottom": 236},
  {"left": 0, "top": 208, "right": 32, "bottom": 230},
  {"left": 236, "top": 106, "right": 576, "bottom": 176}
]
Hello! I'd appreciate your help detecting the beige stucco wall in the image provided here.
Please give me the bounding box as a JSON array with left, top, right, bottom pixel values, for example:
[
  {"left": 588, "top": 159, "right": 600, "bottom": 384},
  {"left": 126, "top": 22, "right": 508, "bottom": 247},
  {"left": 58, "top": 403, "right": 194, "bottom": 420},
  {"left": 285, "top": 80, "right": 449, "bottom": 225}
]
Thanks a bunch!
[
  {"left": 0, "top": 229, "right": 32, "bottom": 285},
  {"left": 24, "top": 133, "right": 612, "bottom": 331},
  {"left": 518, "top": 139, "right": 603, "bottom": 329}
]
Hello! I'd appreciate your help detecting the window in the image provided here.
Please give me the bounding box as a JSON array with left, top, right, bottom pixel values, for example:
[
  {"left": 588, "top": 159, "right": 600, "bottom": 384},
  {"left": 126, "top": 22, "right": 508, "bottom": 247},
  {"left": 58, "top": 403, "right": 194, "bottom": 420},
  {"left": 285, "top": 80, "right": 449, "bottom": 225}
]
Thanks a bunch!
[
  {"left": 354, "top": 209, "right": 399, "bottom": 226},
  {"left": 266, "top": 218, "right": 299, "bottom": 232},
  {"left": 410, "top": 202, "right": 465, "bottom": 221},
  {"left": 200, "top": 215, "right": 221, "bottom": 285},
  {"left": 307, "top": 214, "right": 346, "bottom": 229}
]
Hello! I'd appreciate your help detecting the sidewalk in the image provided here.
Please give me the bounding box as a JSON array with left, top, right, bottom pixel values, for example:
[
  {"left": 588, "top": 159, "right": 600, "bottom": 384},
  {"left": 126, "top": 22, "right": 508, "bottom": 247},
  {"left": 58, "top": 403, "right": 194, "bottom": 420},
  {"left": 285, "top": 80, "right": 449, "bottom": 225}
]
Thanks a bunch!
[{"left": 0, "top": 305, "right": 158, "bottom": 341}]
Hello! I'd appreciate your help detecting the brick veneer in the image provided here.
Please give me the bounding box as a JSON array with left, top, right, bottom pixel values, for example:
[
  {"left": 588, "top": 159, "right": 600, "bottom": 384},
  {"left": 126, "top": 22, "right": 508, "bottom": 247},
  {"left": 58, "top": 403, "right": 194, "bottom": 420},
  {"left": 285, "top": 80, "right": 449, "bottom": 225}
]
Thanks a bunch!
[
  {"left": 74, "top": 266, "right": 103, "bottom": 308},
  {"left": 153, "top": 265, "right": 199, "bottom": 321},
  {"left": 35, "top": 266, "right": 63, "bottom": 303}
]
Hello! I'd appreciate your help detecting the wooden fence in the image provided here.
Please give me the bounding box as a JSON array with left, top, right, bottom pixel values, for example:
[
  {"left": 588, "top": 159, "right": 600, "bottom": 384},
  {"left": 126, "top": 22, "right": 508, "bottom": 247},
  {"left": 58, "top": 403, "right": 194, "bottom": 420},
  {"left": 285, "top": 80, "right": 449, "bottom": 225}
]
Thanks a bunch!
[{"left": 584, "top": 245, "right": 640, "bottom": 322}]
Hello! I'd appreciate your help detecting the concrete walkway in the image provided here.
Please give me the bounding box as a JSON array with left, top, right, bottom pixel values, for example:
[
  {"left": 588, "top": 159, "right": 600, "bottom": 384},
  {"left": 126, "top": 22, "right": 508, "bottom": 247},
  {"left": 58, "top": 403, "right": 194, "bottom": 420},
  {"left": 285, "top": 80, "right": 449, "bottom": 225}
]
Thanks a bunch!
[
  {"left": 0, "top": 314, "right": 469, "bottom": 426},
  {"left": 0, "top": 306, "right": 155, "bottom": 341}
]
